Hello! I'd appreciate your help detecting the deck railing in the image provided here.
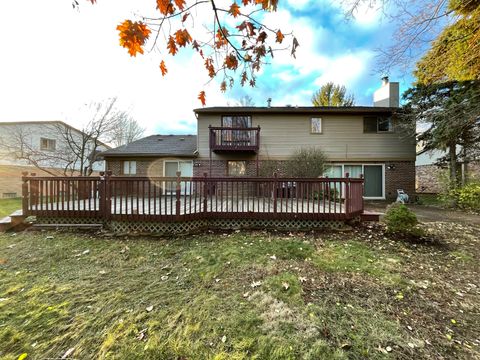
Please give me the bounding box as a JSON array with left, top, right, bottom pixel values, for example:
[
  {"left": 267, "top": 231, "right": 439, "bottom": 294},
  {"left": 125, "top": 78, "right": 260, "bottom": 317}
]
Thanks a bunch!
[
  {"left": 21, "top": 172, "right": 364, "bottom": 222},
  {"left": 209, "top": 126, "right": 260, "bottom": 152}
]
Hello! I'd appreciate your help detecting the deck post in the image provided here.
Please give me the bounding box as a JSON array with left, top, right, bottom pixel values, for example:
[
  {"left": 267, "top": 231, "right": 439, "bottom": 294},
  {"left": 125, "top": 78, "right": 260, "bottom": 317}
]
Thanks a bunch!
[
  {"left": 175, "top": 171, "right": 181, "bottom": 220},
  {"left": 360, "top": 174, "right": 365, "bottom": 213},
  {"left": 105, "top": 171, "right": 112, "bottom": 220},
  {"left": 203, "top": 172, "right": 208, "bottom": 215},
  {"left": 344, "top": 172, "right": 350, "bottom": 218},
  {"left": 273, "top": 172, "right": 278, "bottom": 214},
  {"left": 21, "top": 172, "right": 29, "bottom": 217},
  {"left": 99, "top": 171, "right": 106, "bottom": 218}
]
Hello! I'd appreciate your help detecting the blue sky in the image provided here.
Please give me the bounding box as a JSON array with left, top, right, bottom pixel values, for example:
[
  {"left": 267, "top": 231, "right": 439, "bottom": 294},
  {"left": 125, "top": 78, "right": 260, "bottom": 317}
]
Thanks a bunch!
[{"left": 0, "top": 0, "right": 416, "bottom": 137}]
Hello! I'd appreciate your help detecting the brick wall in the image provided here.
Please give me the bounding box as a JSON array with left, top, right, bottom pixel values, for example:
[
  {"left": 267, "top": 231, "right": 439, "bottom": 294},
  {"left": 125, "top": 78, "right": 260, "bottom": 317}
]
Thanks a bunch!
[
  {"left": 385, "top": 161, "right": 415, "bottom": 199},
  {"left": 416, "top": 161, "right": 480, "bottom": 194},
  {"left": 106, "top": 158, "right": 164, "bottom": 177}
]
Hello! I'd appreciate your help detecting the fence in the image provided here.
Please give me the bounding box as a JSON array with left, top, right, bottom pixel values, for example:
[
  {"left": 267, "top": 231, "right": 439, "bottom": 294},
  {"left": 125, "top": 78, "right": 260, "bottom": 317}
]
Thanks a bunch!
[{"left": 21, "top": 171, "right": 364, "bottom": 223}]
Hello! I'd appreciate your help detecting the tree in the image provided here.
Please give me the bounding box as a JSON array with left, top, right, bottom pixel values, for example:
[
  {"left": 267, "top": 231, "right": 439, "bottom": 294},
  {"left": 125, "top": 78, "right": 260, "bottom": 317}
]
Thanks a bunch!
[
  {"left": 0, "top": 99, "right": 133, "bottom": 176},
  {"left": 311, "top": 82, "right": 355, "bottom": 107},
  {"left": 402, "top": 80, "right": 480, "bottom": 188},
  {"left": 109, "top": 116, "right": 145, "bottom": 147},
  {"left": 81, "top": 0, "right": 297, "bottom": 106},
  {"left": 414, "top": 0, "right": 480, "bottom": 84},
  {"left": 236, "top": 95, "right": 255, "bottom": 106},
  {"left": 343, "top": 0, "right": 480, "bottom": 76}
]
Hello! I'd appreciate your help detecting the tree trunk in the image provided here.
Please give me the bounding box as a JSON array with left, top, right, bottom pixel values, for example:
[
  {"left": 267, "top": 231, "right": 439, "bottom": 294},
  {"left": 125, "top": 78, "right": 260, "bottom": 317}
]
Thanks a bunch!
[{"left": 449, "top": 143, "right": 458, "bottom": 189}]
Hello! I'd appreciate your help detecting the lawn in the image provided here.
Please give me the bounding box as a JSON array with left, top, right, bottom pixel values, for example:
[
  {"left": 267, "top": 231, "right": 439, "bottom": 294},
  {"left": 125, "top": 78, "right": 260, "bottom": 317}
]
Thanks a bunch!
[
  {"left": 0, "top": 223, "right": 479, "bottom": 359},
  {"left": 0, "top": 198, "right": 22, "bottom": 218}
]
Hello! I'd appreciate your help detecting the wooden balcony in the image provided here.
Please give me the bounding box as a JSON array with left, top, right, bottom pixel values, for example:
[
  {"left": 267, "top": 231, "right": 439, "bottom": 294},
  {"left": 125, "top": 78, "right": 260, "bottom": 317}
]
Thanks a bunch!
[{"left": 209, "top": 126, "right": 260, "bottom": 153}]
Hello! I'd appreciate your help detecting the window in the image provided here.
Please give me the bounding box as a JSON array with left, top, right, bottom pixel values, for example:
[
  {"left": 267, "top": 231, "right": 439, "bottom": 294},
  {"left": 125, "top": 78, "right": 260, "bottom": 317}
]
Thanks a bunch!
[
  {"left": 222, "top": 115, "right": 252, "bottom": 128},
  {"left": 377, "top": 117, "right": 393, "bottom": 132},
  {"left": 363, "top": 116, "right": 393, "bottom": 133},
  {"left": 2, "top": 192, "right": 17, "bottom": 199},
  {"left": 227, "top": 161, "right": 247, "bottom": 176},
  {"left": 40, "top": 138, "right": 56, "bottom": 151},
  {"left": 311, "top": 118, "right": 322, "bottom": 133},
  {"left": 123, "top": 161, "right": 136, "bottom": 175}
]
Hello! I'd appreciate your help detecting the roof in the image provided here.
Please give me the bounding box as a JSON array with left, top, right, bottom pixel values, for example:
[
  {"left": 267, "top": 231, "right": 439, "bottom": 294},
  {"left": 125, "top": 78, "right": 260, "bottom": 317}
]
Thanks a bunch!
[
  {"left": 194, "top": 106, "right": 399, "bottom": 115},
  {"left": 0, "top": 120, "right": 111, "bottom": 149},
  {"left": 101, "top": 134, "right": 197, "bottom": 158}
]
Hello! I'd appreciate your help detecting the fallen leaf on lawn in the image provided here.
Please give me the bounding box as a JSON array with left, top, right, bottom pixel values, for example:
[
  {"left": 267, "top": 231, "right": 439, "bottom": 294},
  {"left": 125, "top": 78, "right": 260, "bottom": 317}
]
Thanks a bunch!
[
  {"left": 99, "top": 270, "right": 107, "bottom": 275},
  {"left": 243, "top": 292, "right": 250, "bottom": 298},
  {"left": 250, "top": 281, "right": 262, "bottom": 288},
  {"left": 61, "top": 347, "right": 75, "bottom": 359},
  {"left": 269, "top": 255, "right": 277, "bottom": 260},
  {"left": 0, "top": 258, "right": 7, "bottom": 264},
  {"left": 386, "top": 346, "right": 392, "bottom": 352},
  {"left": 161, "top": 275, "right": 169, "bottom": 281},
  {"left": 299, "top": 277, "right": 307, "bottom": 283},
  {"left": 146, "top": 305, "right": 154, "bottom": 312},
  {"left": 282, "top": 282, "right": 290, "bottom": 290},
  {"left": 215, "top": 278, "right": 220, "bottom": 283},
  {"left": 221, "top": 335, "right": 227, "bottom": 343},
  {"left": 17, "top": 354, "right": 28, "bottom": 360},
  {"left": 82, "top": 249, "right": 90, "bottom": 255}
]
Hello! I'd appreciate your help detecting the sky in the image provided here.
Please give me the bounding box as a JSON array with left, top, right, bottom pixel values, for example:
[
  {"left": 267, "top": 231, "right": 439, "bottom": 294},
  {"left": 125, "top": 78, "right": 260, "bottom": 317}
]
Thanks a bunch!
[{"left": 0, "top": 0, "right": 415, "bottom": 137}]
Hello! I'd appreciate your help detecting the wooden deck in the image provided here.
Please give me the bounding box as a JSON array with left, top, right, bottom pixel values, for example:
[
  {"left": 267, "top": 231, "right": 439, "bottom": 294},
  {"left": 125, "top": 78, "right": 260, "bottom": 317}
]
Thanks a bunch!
[{"left": 30, "top": 196, "right": 345, "bottom": 216}]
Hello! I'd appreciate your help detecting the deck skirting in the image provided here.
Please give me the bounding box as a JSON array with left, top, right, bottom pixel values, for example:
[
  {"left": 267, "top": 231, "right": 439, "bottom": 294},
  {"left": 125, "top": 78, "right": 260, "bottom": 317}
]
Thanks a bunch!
[{"left": 35, "top": 216, "right": 353, "bottom": 234}]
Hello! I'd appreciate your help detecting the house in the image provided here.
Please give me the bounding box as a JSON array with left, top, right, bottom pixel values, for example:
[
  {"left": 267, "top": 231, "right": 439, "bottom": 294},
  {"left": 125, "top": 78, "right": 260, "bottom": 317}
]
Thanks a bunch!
[
  {"left": 102, "top": 134, "right": 197, "bottom": 177},
  {"left": 0, "top": 121, "right": 109, "bottom": 198},
  {"left": 194, "top": 79, "right": 415, "bottom": 200},
  {"left": 102, "top": 78, "right": 415, "bottom": 201}
]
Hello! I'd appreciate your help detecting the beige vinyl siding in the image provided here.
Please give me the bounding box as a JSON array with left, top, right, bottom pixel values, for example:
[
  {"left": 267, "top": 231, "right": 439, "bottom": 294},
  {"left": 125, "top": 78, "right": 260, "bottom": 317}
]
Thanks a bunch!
[{"left": 197, "top": 113, "right": 415, "bottom": 161}]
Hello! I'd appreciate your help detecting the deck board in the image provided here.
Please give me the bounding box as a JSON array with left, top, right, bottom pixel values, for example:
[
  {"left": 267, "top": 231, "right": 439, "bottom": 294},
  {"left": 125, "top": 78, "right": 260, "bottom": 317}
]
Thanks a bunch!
[{"left": 30, "top": 196, "right": 345, "bottom": 216}]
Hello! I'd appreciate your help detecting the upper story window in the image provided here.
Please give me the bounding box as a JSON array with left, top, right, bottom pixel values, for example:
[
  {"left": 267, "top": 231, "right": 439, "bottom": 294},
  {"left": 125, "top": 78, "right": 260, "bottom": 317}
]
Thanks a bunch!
[
  {"left": 363, "top": 116, "right": 393, "bottom": 133},
  {"left": 40, "top": 138, "right": 56, "bottom": 151},
  {"left": 123, "top": 160, "right": 136, "bottom": 175},
  {"left": 311, "top": 118, "right": 322, "bottom": 134},
  {"left": 222, "top": 115, "right": 252, "bottom": 128}
]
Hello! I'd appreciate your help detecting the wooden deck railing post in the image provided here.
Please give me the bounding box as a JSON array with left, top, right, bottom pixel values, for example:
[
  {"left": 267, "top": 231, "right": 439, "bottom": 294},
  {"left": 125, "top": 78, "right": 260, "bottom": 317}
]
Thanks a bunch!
[
  {"left": 99, "top": 171, "right": 106, "bottom": 218},
  {"left": 105, "top": 170, "right": 112, "bottom": 220},
  {"left": 273, "top": 172, "right": 278, "bottom": 214},
  {"left": 360, "top": 174, "right": 365, "bottom": 213},
  {"left": 203, "top": 172, "right": 208, "bottom": 215},
  {"left": 344, "top": 172, "right": 350, "bottom": 218},
  {"left": 21, "top": 172, "right": 29, "bottom": 216},
  {"left": 175, "top": 171, "right": 181, "bottom": 220}
]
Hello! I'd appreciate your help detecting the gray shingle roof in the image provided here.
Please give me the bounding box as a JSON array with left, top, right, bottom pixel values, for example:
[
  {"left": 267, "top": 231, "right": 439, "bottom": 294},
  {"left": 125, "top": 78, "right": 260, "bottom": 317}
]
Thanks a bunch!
[{"left": 101, "top": 134, "right": 197, "bottom": 157}]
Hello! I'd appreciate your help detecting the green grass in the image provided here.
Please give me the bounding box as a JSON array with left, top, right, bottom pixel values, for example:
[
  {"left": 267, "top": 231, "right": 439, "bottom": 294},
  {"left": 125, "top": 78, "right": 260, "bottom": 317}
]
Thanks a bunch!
[
  {"left": 416, "top": 193, "right": 443, "bottom": 206},
  {"left": 0, "top": 198, "right": 22, "bottom": 218},
  {"left": 0, "top": 228, "right": 478, "bottom": 359}
]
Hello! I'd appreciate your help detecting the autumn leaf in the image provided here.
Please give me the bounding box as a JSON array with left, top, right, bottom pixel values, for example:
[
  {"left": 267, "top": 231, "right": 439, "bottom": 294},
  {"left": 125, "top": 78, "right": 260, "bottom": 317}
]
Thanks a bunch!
[
  {"left": 116, "top": 20, "right": 151, "bottom": 57},
  {"left": 225, "top": 53, "right": 239, "bottom": 70},
  {"left": 276, "top": 29, "right": 284, "bottom": 43},
  {"left": 220, "top": 81, "right": 227, "bottom": 92},
  {"left": 198, "top": 91, "right": 206, "bottom": 106},
  {"left": 159, "top": 60, "right": 168, "bottom": 76},
  {"left": 174, "top": 0, "right": 186, "bottom": 11},
  {"left": 205, "top": 58, "right": 215, "bottom": 78},
  {"left": 167, "top": 35, "right": 178, "bottom": 55},
  {"left": 174, "top": 29, "right": 192, "bottom": 47},
  {"left": 181, "top": 12, "right": 190, "bottom": 22},
  {"left": 229, "top": 2, "right": 241, "bottom": 18},
  {"left": 157, "top": 0, "right": 175, "bottom": 15}
]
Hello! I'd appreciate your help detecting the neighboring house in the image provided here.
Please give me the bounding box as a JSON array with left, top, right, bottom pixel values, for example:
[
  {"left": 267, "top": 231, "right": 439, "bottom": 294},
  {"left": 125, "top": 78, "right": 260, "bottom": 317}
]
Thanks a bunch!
[
  {"left": 102, "top": 78, "right": 416, "bottom": 200},
  {"left": 0, "top": 121, "right": 109, "bottom": 198},
  {"left": 102, "top": 135, "right": 197, "bottom": 178},
  {"left": 416, "top": 146, "right": 480, "bottom": 193}
]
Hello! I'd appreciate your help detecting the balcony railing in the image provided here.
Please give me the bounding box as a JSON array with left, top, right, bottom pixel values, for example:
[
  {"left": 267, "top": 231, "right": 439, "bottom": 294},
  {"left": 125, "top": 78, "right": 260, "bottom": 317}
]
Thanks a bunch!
[{"left": 209, "top": 126, "right": 260, "bottom": 152}]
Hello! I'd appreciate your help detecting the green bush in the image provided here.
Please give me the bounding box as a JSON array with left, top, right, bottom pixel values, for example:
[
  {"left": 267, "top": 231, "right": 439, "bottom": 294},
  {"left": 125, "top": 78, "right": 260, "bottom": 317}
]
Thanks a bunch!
[
  {"left": 447, "top": 182, "right": 480, "bottom": 211},
  {"left": 384, "top": 203, "right": 424, "bottom": 238}
]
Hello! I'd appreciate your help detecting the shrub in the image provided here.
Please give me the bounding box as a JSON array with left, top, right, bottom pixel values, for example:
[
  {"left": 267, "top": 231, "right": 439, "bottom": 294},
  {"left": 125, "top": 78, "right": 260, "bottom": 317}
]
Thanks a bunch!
[
  {"left": 284, "top": 147, "right": 327, "bottom": 178},
  {"left": 384, "top": 203, "right": 424, "bottom": 238},
  {"left": 447, "top": 182, "right": 480, "bottom": 212}
]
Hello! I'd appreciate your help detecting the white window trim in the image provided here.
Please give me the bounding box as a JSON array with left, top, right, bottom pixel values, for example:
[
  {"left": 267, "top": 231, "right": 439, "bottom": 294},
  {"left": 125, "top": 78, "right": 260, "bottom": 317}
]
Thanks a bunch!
[
  {"left": 327, "top": 163, "right": 385, "bottom": 200},
  {"left": 310, "top": 117, "right": 322, "bottom": 134},
  {"left": 123, "top": 160, "right": 137, "bottom": 175}
]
